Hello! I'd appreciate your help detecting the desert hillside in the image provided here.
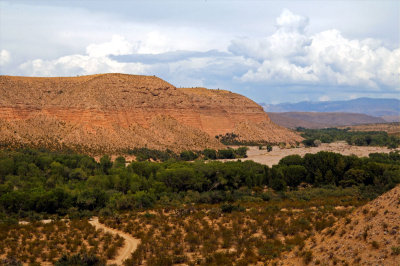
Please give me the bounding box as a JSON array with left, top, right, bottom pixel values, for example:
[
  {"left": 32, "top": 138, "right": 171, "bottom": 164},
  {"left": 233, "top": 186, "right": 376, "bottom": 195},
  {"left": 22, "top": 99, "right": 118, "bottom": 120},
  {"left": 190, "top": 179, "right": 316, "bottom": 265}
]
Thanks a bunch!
[
  {"left": 279, "top": 185, "right": 400, "bottom": 265},
  {"left": 267, "top": 112, "right": 386, "bottom": 129},
  {"left": 0, "top": 73, "right": 301, "bottom": 153},
  {"left": 339, "top": 122, "right": 400, "bottom": 136}
]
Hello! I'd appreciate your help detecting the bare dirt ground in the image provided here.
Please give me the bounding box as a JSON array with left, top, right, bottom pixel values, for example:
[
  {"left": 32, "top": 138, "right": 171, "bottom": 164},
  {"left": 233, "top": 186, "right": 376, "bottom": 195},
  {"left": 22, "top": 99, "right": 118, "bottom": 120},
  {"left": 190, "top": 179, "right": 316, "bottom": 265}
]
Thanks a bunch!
[
  {"left": 222, "top": 141, "right": 398, "bottom": 166},
  {"left": 89, "top": 217, "right": 140, "bottom": 265}
]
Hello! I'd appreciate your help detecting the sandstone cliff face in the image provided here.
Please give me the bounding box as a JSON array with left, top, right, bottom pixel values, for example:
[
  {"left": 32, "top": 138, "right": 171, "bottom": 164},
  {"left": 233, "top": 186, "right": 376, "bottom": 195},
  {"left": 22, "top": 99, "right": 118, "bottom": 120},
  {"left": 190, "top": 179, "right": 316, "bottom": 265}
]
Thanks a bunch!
[{"left": 0, "top": 73, "right": 302, "bottom": 153}]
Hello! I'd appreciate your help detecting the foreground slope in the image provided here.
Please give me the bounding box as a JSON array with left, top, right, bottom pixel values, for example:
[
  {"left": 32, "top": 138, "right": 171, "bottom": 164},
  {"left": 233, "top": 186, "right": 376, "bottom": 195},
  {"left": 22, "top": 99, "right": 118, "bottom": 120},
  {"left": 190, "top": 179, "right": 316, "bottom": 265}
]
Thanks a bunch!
[
  {"left": 0, "top": 73, "right": 301, "bottom": 153},
  {"left": 279, "top": 185, "right": 400, "bottom": 265}
]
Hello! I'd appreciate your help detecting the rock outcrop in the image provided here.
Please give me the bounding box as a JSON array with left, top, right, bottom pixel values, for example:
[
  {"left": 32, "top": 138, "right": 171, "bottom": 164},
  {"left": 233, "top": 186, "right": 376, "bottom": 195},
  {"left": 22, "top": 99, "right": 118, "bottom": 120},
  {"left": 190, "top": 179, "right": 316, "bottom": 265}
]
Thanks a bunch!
[{"left": 0, "top": 73, "right": 302, "bottom": 154}]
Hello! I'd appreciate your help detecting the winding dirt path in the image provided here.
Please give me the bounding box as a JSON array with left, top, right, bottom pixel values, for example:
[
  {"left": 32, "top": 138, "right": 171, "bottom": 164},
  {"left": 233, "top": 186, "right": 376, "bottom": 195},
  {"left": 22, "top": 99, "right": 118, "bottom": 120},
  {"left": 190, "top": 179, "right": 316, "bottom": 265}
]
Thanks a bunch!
[{"left": 89, "top": 217, "right": 140, "bottom": 265}]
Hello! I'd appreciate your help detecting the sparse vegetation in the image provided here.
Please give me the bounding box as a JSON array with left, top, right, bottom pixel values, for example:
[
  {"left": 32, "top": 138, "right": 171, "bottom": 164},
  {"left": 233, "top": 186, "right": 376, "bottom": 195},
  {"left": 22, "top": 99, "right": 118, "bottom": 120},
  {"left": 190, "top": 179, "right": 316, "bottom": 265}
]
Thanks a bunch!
[
  {"left": 215, "top": 132, "right": 277, "bottom": 146},
  {"left": 100, "top": 195, "right": 360, "bottom": 265},
  {"left": 391, "top": 246, "right": 400, "bottom": 255},
  {"left": 0, "top": 220, "right": 120, "bottom": 264}
]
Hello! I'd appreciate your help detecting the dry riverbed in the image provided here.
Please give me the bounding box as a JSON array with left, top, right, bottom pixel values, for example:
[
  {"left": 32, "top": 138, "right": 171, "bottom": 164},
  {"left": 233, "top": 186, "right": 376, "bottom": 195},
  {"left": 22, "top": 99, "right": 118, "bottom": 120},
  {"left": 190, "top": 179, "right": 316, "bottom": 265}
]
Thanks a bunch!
[{"left": 222, "top": 141, "right": 398, "bottom": 166}]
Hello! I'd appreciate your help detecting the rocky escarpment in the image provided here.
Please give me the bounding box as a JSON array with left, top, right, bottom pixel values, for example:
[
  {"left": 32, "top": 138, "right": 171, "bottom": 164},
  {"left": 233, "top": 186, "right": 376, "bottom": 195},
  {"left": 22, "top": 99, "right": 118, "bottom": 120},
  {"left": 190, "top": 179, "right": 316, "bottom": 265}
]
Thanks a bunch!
[{"left": 0, "top": 73, "right": 302, "bottom": 154}]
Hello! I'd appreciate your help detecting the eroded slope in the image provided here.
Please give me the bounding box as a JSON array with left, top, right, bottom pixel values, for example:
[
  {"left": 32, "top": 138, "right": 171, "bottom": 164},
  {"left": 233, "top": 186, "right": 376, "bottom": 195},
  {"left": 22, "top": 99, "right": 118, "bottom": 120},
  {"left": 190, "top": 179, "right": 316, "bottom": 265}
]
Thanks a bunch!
[
  {"left": 279, "top": 185, "right": 400, "bottom": 265},
  {"left": 0, "top": 74, "right": 301, "bottom": 153}
]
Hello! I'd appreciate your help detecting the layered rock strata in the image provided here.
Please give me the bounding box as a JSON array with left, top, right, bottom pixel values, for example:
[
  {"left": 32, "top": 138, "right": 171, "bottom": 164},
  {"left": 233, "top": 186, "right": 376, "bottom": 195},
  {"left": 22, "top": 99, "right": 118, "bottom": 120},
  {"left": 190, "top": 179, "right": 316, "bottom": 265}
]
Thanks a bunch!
[{"left": 0, "top": 73, "right": 302, "bottom": 153}]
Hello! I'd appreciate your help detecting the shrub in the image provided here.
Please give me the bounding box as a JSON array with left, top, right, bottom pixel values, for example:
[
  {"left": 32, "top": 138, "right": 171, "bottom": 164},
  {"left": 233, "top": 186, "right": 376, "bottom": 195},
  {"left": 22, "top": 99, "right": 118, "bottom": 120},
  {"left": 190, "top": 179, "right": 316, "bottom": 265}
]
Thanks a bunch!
[
  {"left": 301, "top": 250, "right": 313, "bottom": 264},
  {"left": 217, "top": 149, "right": 235, "bottom": 159},
  {"left": 391, "top": 246, "right": 400, "bottom": 255},
  {"left": 55, "top": 253, "right": 105, "bottom": 266},
  {"left": 179, "top": 151, "right": 198, "bottom": 161},
  {"left": 220, "top": 203, "right": 244, "bottom": 213},
  {"left": 203, "top": 149, "right": 217, "bottom": 160}
]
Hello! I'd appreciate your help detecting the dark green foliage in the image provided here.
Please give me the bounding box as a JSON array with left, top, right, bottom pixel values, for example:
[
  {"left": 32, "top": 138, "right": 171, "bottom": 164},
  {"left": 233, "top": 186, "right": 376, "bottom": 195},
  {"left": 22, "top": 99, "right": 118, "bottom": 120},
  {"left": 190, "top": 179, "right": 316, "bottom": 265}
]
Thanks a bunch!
[
  {"left": 113, "top": 156, "right": 126, "bottom": 168},
  {"left": 279, "top": 155, "right": 303, "bottom": 166},
  {"left": 203, "top": 149, "right": 217, "bottom": 160},
  {"left": 127, "top": 147, "right": 177, "bottom": 162},
  {"left": 99, "top": 155, "right": 112, "bottom": 174},
  {"left": 217, "top": 149, "right": 235, "bottom": 159},
  {"left": 216, "top": 147, "right": 248, "bottom": 159},
  {"left": 179, "top": 151, "right": 198, "bottom": 161},
  {"left": 0, "top": 148, "right": 398, "bottom": 219},
  {"left": 269, "top": 178, "right": 286, "bottom": 191},
  {"left": 298, "top": 128, "right": 400, "bottom": 148},
  {"left": 126, "top": 147, "right": 248, "bottom": 162},
  {"left": 283, "top": 165, "right": 307, "bottom": 188},
  {"left": 235, "top": 147, "right": 248, "bottom": 158},
  {"left": 302, "top": 138, "right": 317, "bottom": 147},
  {"left": 392, "top": 246, "right": 400, "bottom": 255},
  {"left": 215, "top": 132, "right": 273, "bottom": 146},
  {"left": 267, "top": 144, "right": 273, "bottom": 152},
  {"left": 0, "top": 258, "right": 22, "bottom": 266},
  {"left": 301, "top": 250, "right": 313, "bottom": 264},
  {"left": 220, "top": 203, "right": 245, "bottom": 213},
  {"left": 55, "top": 253, "right": 105, "bottom": 266},
  {"left": 0, "top": 158, "right": 14, "bottom": 178},
  {"left": 215, "top": 132, "right": 240, "bottom": 145}
]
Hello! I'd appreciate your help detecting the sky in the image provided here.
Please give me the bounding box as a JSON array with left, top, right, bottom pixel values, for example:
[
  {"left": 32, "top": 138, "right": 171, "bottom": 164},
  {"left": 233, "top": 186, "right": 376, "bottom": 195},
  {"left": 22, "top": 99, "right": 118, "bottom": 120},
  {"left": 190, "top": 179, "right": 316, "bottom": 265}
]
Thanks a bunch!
[{"left": 0, "top": 0, "right": 399, "bottom": 104}]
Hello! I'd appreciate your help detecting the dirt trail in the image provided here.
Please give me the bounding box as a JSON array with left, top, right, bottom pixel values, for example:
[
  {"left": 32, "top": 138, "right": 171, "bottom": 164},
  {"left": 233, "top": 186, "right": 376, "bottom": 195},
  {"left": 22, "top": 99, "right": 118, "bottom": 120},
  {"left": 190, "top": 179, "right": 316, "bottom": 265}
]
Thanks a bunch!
[{"left": 89, "top": 217, "right": 140, "bottom": 265}]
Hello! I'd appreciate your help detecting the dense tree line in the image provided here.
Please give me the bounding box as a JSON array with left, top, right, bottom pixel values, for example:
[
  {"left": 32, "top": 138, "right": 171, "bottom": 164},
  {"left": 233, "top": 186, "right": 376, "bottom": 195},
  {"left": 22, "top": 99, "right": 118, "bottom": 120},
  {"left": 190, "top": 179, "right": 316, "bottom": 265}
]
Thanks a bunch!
[
  {"left": 298, "top": 128, "right": 400, "bottom": 148},
  {"left": 0, "top": 149, "right": 399, "bottom": 219},
  {"left": 126, "top": 147, "right": 248, "bottom": 162}
]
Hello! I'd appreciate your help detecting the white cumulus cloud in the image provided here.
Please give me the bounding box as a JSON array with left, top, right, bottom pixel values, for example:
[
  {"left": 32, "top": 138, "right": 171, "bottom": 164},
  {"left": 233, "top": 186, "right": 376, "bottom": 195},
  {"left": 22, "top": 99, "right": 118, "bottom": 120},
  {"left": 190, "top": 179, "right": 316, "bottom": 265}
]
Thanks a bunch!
[
  {"left": 0, "top": 49, "right": 11, "bottom": 66},
  {"left": 19, "top": 36, "right": 146, "bottom": 76},
  {"left": 86, "top": 35, "right": 136, "bottom": 57},
  {"left": 233, "top": 9, "right": 400, "bottom": 92},
  {"left": 12, "top": 9, "right": 400, "bottom": 102},
  {"left": 276, "top": 8, "right": 309, "bottom": 32}
]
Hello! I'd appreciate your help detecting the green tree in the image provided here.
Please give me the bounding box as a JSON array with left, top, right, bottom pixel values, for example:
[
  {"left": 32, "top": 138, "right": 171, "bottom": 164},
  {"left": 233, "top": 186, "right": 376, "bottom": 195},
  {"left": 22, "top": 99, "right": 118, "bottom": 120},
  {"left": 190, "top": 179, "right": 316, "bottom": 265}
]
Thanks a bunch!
[
  {"left": 69, "top": 168, "right": 87, "bottom": 180},
  {"left": 340, "top": 169, "right": 367, "bottom": 187},
  {"left": 267, "top": 144, "right": 273, "bottom": 152},
  {"left": 179, "top": 151, "right": 198, "bottom": 161},
  {"left": 218, "top": 149, "right": 235, "bottom": 159},
  {"left": 0, "top": 158, "right": 14, "bottom": 179},
  {"left": 279, "top": 155, "right": 303, "bottom": 166},
  {"left": 113, "top": 156, "right": 126, "bottom": 168},
  {"left": 284, "top": 165, "right": 307, "bottom": 188},
  {"left": 100, "top": 155, "right": 112, "bottom": 174},
  {"left": 235, "top": 147, "right": 248, "bottom": 158},
  {"left": 203, "top": 149, "right": 217, "bottom": 160}
]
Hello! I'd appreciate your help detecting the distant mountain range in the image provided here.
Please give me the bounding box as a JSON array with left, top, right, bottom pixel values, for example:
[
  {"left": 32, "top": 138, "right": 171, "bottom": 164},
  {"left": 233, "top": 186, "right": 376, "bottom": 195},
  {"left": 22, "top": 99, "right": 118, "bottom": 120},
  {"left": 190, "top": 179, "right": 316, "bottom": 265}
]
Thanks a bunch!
[
  {"left": 262, "top": 98, "right": 400, "bottom": 119},
  {"left": 267, "top": 112, "right": 386, "bottom": 129}
]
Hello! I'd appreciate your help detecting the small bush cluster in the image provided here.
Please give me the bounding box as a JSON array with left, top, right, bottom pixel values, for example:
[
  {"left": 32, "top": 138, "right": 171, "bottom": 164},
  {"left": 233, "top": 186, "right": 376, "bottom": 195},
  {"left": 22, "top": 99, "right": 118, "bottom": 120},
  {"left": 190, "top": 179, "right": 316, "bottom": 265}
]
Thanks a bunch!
[{"left": 0, "top": 220, "right": 123, "bottom": 264}]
